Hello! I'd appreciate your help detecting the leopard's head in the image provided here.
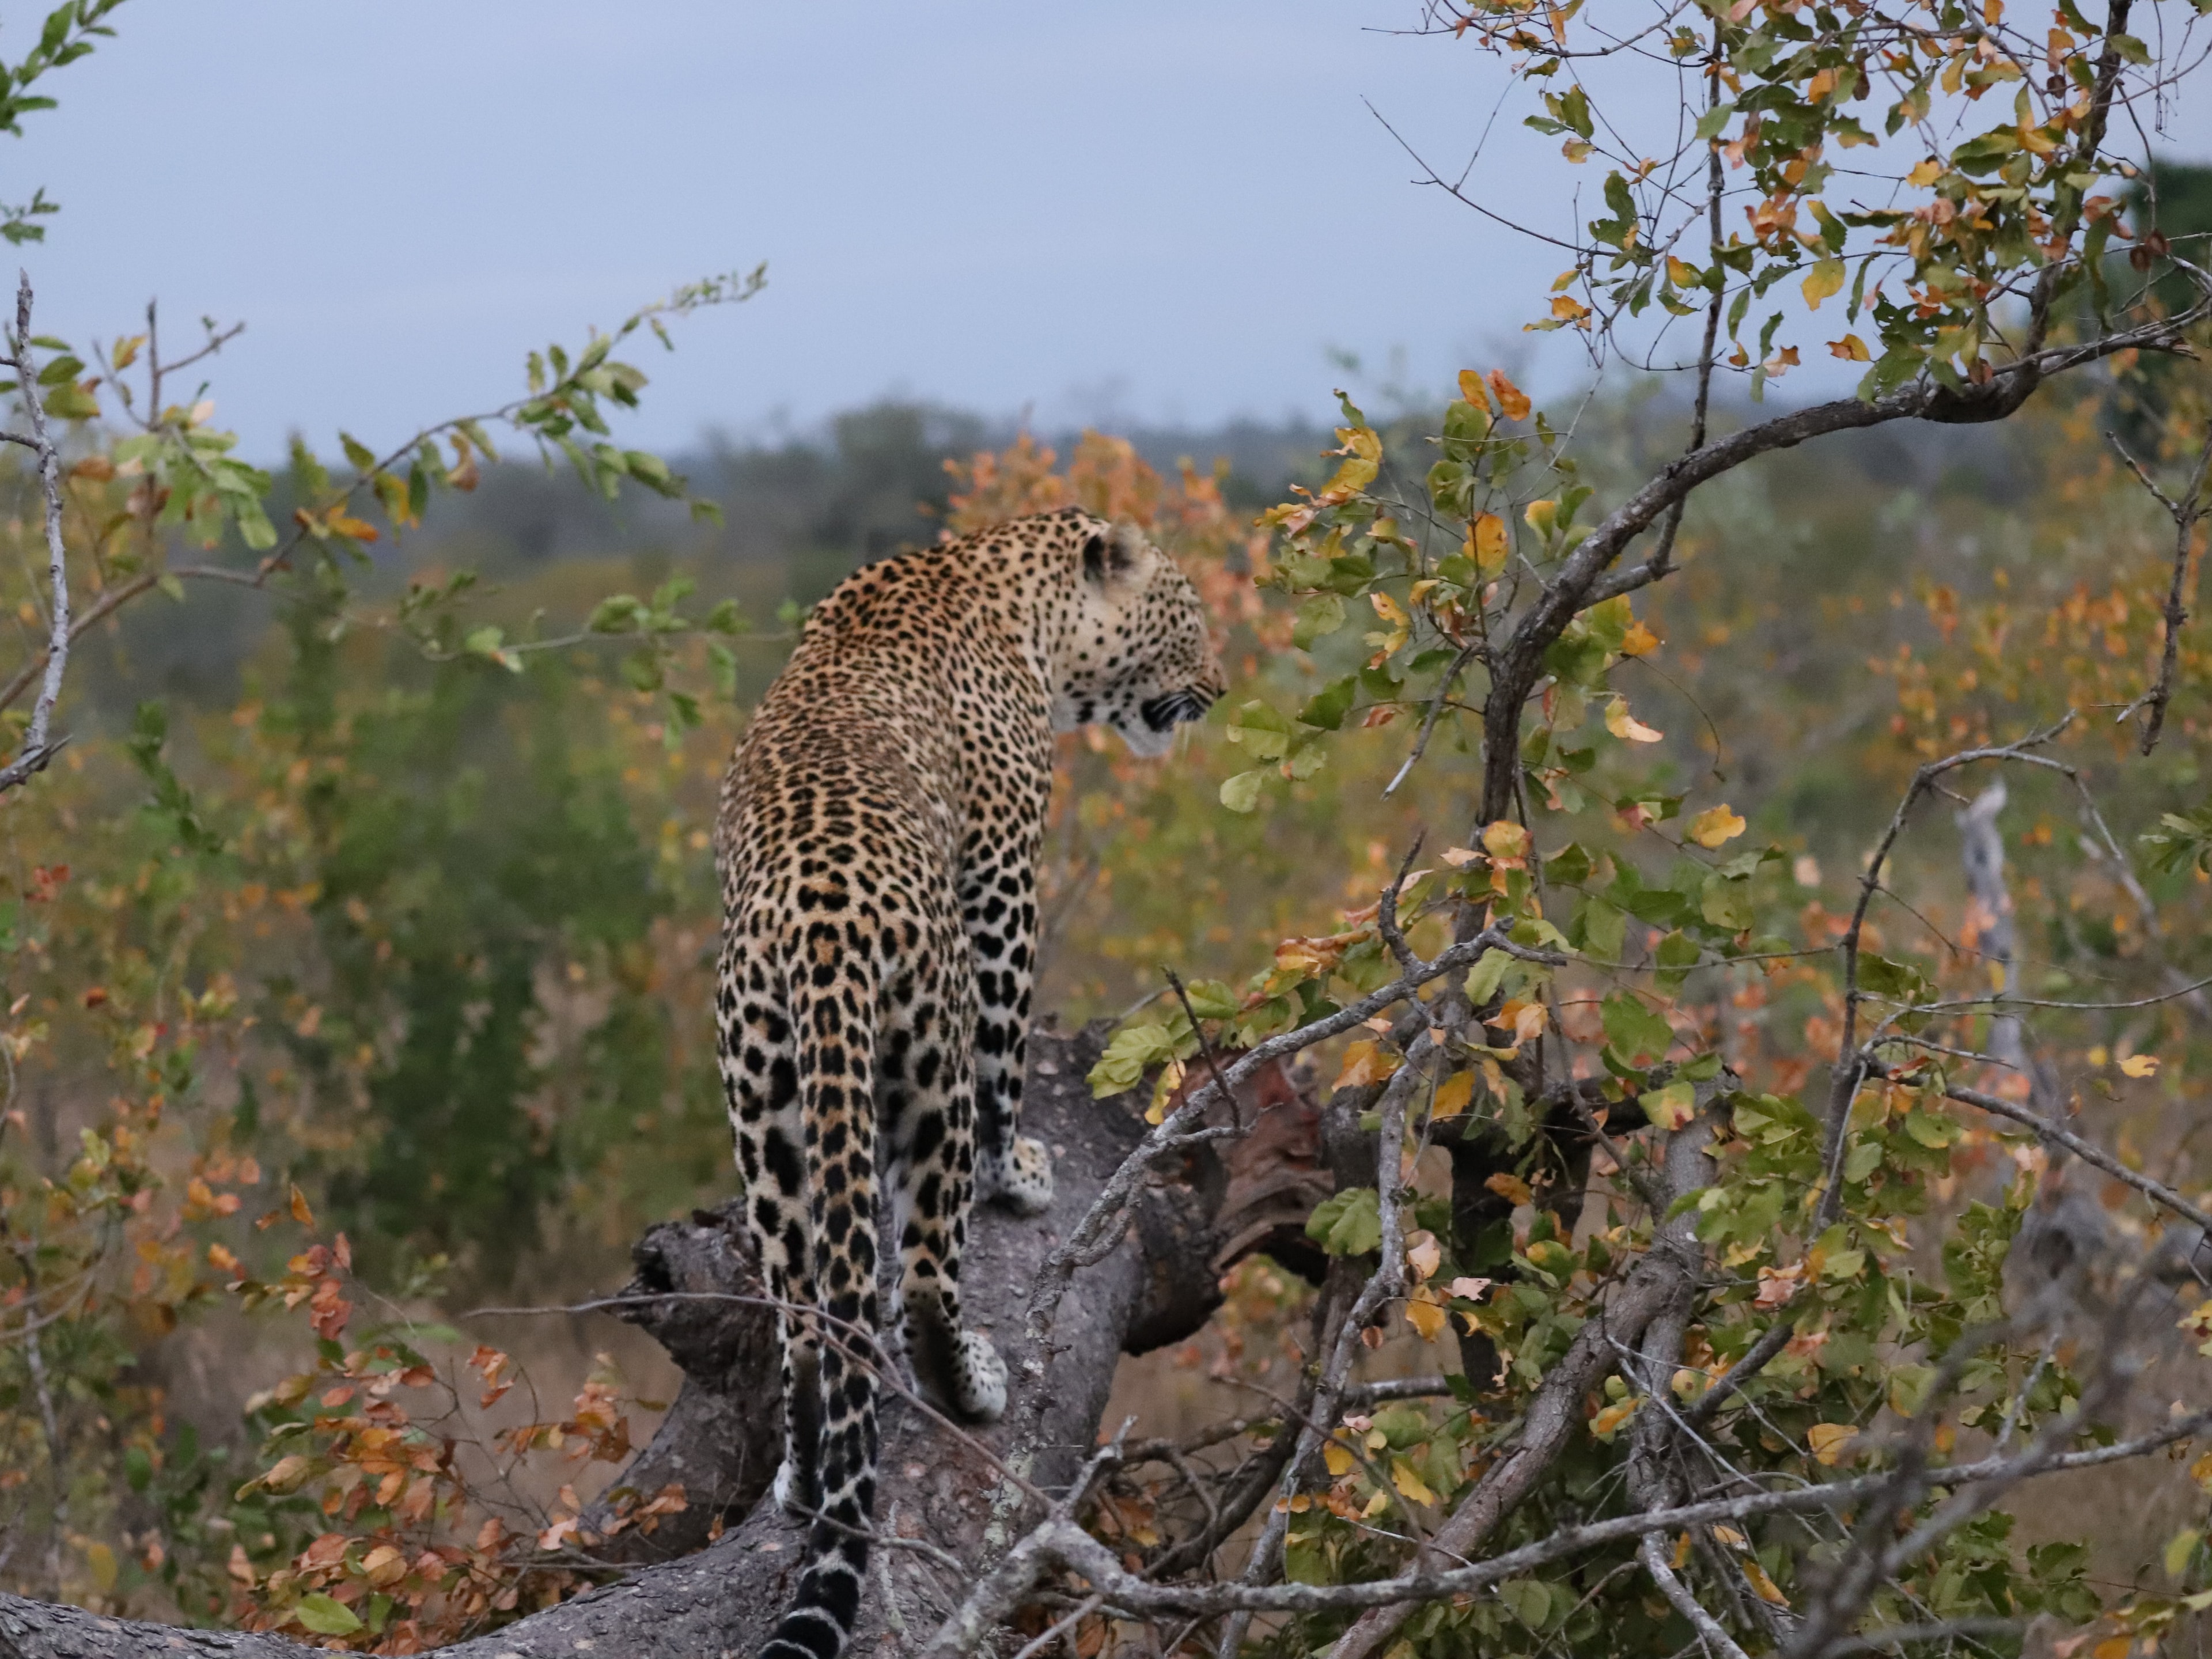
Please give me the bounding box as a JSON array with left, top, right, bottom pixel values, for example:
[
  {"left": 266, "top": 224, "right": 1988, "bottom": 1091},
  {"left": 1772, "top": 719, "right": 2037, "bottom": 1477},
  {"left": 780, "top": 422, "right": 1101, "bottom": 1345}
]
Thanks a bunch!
[{"left": 1054, "top": 518, "right": 1225, "bottom": 759}]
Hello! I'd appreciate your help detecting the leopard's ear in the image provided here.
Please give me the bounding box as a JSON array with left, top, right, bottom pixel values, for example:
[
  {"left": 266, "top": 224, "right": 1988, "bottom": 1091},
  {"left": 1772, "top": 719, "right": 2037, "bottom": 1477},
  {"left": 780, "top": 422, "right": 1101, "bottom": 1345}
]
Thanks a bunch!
[{"left": 1081, "top": 522, "right": 1149, "bottom": 589}]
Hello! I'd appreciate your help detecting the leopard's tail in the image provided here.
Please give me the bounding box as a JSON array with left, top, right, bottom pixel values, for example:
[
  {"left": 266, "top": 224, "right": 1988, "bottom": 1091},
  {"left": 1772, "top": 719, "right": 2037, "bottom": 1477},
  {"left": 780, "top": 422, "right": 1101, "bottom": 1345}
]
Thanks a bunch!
[{"left": 762, "top": 960, "right": 882, "bottom": 1659}]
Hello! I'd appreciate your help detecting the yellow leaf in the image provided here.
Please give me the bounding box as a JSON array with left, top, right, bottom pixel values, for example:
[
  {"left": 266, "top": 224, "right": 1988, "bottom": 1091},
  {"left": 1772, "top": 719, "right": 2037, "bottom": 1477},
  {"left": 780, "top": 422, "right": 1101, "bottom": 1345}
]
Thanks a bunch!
[
  {"left": 1391, "top": 1457, "right": 1438, "bottom": 1505},
  {"left": 1405, "top": 1230, "right": 1442, "bottom": 1282},
  {"left": 1620, "top": 618, "right": 1661, "bottom": 656},
  {"left": 2093, "top": 1639, "right": 2132, "bottom": 1659},
  {"left": 1806, "top": 1423, "right": 1859, "bottom": 1465},
  {"left": 1828, "top": 334, "right": 1872, "bottom": 361},
  {"left": 1742, "top": 1560, "right": 1791, "bottom": 1607},
  {"left": 290, "top": 1184, "right": 315, "bottom": 1228},
  {"left": 1432, "top": 1071, "right": 1475, "bottom": 1118},
  {"left": 1640, "top": 1079, "right": 1697, "bottom": 1131},
  {"left": 1482, "top": 820, "right": 1531, "bottom": 863},
  {"left": 1550, "top": 293, "right": 1590, "bottom": 323},
  {"left": 1907, "top": 158, "right": 1943, "bottom": 186},
  {"left": 1524, "top": 498, "right": 1559, "bottom": 537},
  {"left": 1457, "top": 369, "right": 1490, "bottom": 410},
  {"left": 1334, "top": 1040, "right": 1400, "bottom": 1090},
  {"left": 2120, "top": 1054, "right": 2160, "bottom": 1078},
  {"left": 1688, "top": 805, "right": 1747, "bottom": 848},
  {"left": 1484, "top": 1171, "right": 1533, "bottom": 1207},
  {"left": 1146, "top": 1056, "right": 1185, "bottom": 1125},
  {"left": 1470, "top": 512, "right": 1509, "bottom": 575},
  {"left": 85, "top": 1542, "right": 118, "bottom": 1594},
  {"left": 1324, "top": 1440, "right": 1357, "bottom": 1477},
  {"left": 1404, "top": 1287, "right": 1448, "bottom": 1342},
  {"left": 1672, "top": 1533, "right": 1692, "bottom": 1569},
  {"left": 1665, "top": 256, "right": 1699, "bottom": 289},
  {"left": 1802, "top": 258, "right": 1845, "bottom": 309},
  {"left": 1606, "top": 698, "right": 1664, "bottom": 743},
  {"left": 1487, "top": 370, "right": 1531, "bottom": 421},
  {"left": 2190, "top": 1450, "right": 2212, "bottom": 1492}
]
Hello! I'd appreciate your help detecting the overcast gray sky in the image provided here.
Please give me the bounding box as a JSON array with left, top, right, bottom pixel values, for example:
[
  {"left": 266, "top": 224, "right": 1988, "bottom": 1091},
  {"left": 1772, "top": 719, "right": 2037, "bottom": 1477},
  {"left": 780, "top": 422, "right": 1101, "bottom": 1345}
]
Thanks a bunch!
[{"left": 13, "top": 2, "right": 2212, "bottom": 461}]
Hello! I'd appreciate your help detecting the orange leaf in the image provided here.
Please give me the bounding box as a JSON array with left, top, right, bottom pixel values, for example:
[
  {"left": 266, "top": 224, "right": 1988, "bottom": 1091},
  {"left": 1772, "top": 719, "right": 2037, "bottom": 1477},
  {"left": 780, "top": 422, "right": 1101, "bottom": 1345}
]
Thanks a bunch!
[
  {"left": 1484, "top": 1171, "right": 1533, "bottom": 1207},
  {"left": 1487, "top": 370, "right": 1532, "bottom": 421},
  {"left": 1432, "top": 1071, "right": 1475, "bottom": 1118},
  {"left": 1404, "top": 1286, "right": 1448, "bottom": 1342},
  {"left": 1742, "top": 1559, "right": 1791, "bottom": 1607},
  {"left": 1334, "top": 1039, "right": 1400, "bottom": 1090},
  {"left": 1469, "top": 512, "right": 1509, "bottom": 575},
  {"left": 289, "top": 1184, "right": 315, "bottom": 1228}
]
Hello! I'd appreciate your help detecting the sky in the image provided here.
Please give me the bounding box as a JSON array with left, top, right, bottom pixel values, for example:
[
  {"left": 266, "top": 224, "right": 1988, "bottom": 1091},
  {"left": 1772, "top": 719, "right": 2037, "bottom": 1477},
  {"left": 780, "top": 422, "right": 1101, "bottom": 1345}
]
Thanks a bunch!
[{"left": 11, "top": 1, "right": 2212, "bottom": 463}]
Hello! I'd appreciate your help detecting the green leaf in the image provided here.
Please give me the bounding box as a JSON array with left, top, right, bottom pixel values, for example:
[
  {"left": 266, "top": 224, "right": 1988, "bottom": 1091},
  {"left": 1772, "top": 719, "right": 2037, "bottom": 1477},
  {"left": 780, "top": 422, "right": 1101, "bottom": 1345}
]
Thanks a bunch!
[
  {"left": 1293, "top": 593, "right": 1344, "bottom": 649},
  {"left": 1654, "top": 929, "right": 1701, "bottom": 989},
  {"left": 1225, "top": 700, "right": 1293, "bottom": 762},
  {"left": 339, "top": 431, "right": 377, "bottom": 473},
  {"left": 2166, "top": 1528, "right": 2202, "bottom": 1582},
  {"left": 1182, "top": 979, "right": 1240, "bottom": 1020},
  {"left": 1544, "top": 842, "right": 1592, "bottom": 886},
  {"left": 1500, "top": 1579, "right": 1556, "bottom": 1630},
  {"left": 1305, "top": 1187, "right": 1382, "bottom": 1256},
  {"left": 1467, "top": 948, "right": 1515, "bottom": 1006},
  {"left": 1601, "top": 991, "right": 1673, "bottom": 1066},
  {"left": 1219, "top": 769, "right": 1267, "bottom": 813},
  {"left": 1578, "top": 895, "right": 1626, "bottom": 961},
  {"left": 1299, "top": 676, "right": 1357, "bottom": 732},
  {"left": 1904, "top": 1106, "right": 1961, "bottom": 1148},
  {"left": 1086, "top": 1021, "right": 1183, "bottom": 1096},
  {"left": 295, "top": 1595, "right": 363, "bottom": 1637}
]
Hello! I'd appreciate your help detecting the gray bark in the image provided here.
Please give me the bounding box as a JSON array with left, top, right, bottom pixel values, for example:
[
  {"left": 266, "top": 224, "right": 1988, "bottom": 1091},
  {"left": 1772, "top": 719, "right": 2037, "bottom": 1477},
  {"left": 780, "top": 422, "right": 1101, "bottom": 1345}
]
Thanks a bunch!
[{"left": 0, "top": 1021, "right": 1313, "bottom": 1659}]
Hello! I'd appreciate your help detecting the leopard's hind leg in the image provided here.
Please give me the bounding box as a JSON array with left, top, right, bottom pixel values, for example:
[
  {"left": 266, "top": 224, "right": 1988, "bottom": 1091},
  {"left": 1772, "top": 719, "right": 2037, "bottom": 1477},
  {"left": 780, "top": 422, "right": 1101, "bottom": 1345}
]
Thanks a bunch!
[
  {"left": 881, "top": 922, "right": 1005, "bottom": 1422},
  {"left": 715, "top": 930, "right": 821, "bottom": 1516},
  {"left": 960, "top": 829, "right": 1054, "bottom": 1217}
]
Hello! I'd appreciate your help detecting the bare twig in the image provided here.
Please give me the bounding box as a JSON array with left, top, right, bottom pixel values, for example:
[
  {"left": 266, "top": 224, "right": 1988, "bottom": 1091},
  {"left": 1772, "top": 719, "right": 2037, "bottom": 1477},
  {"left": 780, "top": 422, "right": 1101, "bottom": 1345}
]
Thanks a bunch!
[
  {"left": 0, "top": 271, "right": 72, "bottom": 794},
  {"left": 2108, "top": 423, "right": 2212, "bottom": 753}
]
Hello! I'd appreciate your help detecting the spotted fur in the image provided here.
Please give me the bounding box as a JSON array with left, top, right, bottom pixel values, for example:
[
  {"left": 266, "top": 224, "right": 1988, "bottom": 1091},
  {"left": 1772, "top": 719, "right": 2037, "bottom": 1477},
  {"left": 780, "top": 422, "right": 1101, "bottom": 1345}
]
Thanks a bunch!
[{"left": 714, "top": 508, "right": 1223, "bottom": 1659}]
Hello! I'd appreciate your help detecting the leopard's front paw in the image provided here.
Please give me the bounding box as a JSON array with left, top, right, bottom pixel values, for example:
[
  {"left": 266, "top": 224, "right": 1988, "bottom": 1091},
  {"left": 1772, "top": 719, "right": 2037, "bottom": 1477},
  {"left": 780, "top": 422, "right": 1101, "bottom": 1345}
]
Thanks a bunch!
[{"left": 980, "top": 1135, "right": 1054, "bottom": 1216}]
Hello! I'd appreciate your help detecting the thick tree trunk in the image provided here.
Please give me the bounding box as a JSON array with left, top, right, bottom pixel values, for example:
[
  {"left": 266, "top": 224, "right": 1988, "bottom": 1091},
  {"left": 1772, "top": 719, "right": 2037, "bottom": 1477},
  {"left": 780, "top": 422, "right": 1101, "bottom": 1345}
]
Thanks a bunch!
[{"left": 0, "top": 1021, "right": 1322, "bottom": 1659}]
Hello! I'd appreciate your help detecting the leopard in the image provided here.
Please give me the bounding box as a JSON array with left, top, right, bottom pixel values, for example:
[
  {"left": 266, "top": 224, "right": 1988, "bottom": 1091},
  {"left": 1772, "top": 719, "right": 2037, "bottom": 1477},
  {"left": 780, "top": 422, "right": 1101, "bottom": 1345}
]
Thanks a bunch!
[{"left": 712, "top": 507, "right": 1225, "bottom": 1659}]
